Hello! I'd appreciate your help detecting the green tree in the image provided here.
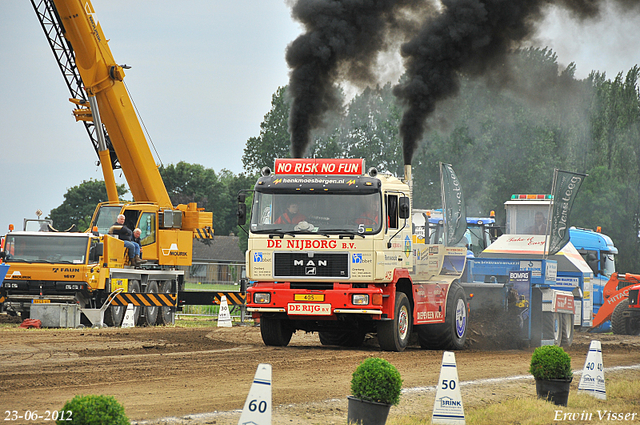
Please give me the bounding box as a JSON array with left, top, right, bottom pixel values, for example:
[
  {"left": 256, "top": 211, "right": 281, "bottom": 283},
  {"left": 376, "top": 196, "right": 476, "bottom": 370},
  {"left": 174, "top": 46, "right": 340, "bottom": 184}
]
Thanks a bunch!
[
  {"left": 242, "top": 86, "right": 292, "bottom": 173},
  {"left": 48, "top": 179, "right": 127, "bottom": 231},
  {"left": 159, "top": 161, "right": 227, "bottom": 232},
  {"left": 217, "top": 169, "right": 257, "bottom": 238}
]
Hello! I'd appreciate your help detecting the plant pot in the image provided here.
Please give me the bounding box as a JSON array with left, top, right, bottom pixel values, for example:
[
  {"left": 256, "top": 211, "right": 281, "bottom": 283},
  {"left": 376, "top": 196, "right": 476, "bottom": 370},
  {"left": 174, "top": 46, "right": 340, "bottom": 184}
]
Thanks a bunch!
[
  {"left": 347, "top": 396, "right": 391, "bottom": 425},
  {"left": 535, "top": 377, "right": 573, "bottom": 406}
]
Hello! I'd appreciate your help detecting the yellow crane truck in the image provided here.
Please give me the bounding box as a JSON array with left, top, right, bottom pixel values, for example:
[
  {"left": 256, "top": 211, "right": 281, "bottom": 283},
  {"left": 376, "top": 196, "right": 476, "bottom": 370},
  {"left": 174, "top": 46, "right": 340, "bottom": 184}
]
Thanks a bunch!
[
  {"left": 238, "top": 158, "right": 469, "bottom": 352},
  {"left": 0, "top": 0, "right": 213, "bottom": 327}
]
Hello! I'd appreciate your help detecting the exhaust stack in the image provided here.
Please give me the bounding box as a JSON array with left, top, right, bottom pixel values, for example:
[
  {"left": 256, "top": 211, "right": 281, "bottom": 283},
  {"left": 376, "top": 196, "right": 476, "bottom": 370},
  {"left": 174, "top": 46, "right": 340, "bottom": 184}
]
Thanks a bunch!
[{"left": 404, "top": 164, "right": 412, "bottom": 191}]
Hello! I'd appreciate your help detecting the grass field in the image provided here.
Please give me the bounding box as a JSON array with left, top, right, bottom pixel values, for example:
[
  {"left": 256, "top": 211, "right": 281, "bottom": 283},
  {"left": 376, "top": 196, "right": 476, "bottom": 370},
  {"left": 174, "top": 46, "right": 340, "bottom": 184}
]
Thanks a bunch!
[{"left": 387, "top": 373, "right": 640, "bottom": 425}]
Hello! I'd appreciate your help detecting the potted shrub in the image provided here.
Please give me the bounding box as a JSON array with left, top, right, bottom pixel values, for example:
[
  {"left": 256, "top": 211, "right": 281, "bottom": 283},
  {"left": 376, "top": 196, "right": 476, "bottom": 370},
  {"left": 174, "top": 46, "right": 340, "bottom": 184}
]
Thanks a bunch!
[
  {"left": 347, "top": 357, "right": 402, "bottom": 425},
  {"left": 58, "top": 394, "right": 129, "bottom": 424},
  {"left": 529, "top": 345, "right": 573, "bottom": 406}
]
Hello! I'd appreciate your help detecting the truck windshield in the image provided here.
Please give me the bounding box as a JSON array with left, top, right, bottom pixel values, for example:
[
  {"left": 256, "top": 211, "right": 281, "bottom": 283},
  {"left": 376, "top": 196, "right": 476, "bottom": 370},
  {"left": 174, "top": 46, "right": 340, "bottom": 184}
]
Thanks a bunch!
[
  {"left": 92, "top": 205, "right": 123, "bottom": 234},
  {"left": 3, "top": 234, "right": 90, "bottom": 264},
  {"left": 250, "top": 192, "right": 383, "bottom": 235}
]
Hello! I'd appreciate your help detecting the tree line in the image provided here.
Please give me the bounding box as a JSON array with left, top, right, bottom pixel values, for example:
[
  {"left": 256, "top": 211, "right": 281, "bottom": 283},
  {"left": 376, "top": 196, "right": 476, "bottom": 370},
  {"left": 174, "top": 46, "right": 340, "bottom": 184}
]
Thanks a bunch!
[{"left": 49, "top": 48, "right": 640, "bottom": 271}]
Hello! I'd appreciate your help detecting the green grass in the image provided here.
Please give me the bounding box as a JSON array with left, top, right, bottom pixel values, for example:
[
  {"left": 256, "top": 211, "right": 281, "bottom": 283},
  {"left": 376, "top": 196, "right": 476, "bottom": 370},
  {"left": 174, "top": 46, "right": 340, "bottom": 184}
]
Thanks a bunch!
[
  {"left": 183, "top": 282, "right": 239, "bottom": 291},
  {"left": 386, "top": 373, "right": 640, "bottom": 425}
]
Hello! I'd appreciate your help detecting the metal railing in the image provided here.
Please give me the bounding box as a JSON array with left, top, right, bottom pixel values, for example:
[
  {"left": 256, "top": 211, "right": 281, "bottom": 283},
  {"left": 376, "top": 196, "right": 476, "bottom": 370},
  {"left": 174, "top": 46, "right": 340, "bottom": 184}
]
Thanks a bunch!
[{"left": 175, "top": 262, "right": 247, "bottom": 320}]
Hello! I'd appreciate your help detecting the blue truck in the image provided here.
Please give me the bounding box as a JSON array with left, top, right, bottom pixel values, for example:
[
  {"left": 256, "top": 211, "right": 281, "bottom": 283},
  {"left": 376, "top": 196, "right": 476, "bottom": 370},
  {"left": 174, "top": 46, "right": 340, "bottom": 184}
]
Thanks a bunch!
[{"left": 504, "top": 194, "right": 619, "bottom": 331}]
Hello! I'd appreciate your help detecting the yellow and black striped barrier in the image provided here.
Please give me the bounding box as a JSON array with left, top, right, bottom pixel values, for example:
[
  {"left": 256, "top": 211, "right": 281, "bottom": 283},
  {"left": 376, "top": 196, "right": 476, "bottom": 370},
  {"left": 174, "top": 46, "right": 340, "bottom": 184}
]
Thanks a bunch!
[
  {"left": 178, "top": 291, "right": 245, "bottom": 307},
  {"left": 111, "top": 292, "right": 178, "bottom": 307},
  {"left": 193, "top": 227, "right": 214, "bottom": 239}
]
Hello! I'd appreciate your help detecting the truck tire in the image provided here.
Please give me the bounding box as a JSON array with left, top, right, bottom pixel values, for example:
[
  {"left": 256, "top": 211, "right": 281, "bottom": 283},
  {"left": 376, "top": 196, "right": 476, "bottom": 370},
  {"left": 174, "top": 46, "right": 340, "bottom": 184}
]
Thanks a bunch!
[
  {"left": 417, "top": 282, "right": 468, "bottom": 350},
  {"left": 318, "top": 331, "right": 366, "bottom": 347},
  {"left": 541, "top": 311, "right": 562, "bottom": 346},
  {"left": 128, "top": 280, "right": 141, "bottom": 325},
  {"left": 105, "top": 303, "right": 125, "bottom": 327},
  {"left": 553, "top": 313, "right": 562, "bottom": 346},
  {"left": 611, "top": 302, "right": 640, "bottom": 335},
  {"left": 377, "top": 292, "right": 411, "bottom": 352},
  {"left": 561, "top": 313, "right": 573, "bottom": 347},
  {"left": 260, "top": 315, "right": 293, "bottom": 347},
  {"left": 142, "top": 280, "right": 159, "bottom": 326},
  {"left": 156, "top": 280, "right": 175, "bottom": 326}
]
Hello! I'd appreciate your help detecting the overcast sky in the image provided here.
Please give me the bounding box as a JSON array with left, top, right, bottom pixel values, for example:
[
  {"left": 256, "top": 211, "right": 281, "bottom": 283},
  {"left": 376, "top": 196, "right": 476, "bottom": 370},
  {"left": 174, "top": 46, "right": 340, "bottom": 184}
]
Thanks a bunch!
[{"left": 0, "top": 1, "right": 638, "bottom": 231}]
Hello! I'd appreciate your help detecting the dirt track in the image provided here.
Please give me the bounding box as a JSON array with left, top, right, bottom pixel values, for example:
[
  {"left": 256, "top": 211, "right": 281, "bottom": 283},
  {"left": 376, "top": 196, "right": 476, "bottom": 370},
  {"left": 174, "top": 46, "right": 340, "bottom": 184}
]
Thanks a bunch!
[{"left": 1, "top": 317, "right": 639, "bottom": 425}]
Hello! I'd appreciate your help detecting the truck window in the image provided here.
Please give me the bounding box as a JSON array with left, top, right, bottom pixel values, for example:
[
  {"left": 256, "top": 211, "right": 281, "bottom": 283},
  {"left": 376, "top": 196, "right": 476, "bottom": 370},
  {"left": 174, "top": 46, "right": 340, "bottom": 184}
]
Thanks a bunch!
[
  {"left": 93, "top": 205, "right": 123, "bottom": 234},
  {"left": 3, "top": 234, "right": 90, "bottom": 264},
  {"left": 386, "top": 195, "right": 398, "bottom": 229},
  {"left": 250, "top": 192, "right": 382, "bottom": 235},
  {"left": 138, "top": 212, "right": 156, "bottom": 245},
  {"left": 602, "top": 253, "right": 616, "bottom": 277}
]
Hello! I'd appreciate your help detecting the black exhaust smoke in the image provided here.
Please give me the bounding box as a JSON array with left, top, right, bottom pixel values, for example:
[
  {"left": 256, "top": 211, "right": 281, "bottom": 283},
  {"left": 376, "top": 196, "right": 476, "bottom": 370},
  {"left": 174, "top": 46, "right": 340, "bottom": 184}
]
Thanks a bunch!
[
  {"left": 393, "top": 0, "right": 549, "bottom": 165},
  {"left": 286, "top": 0, "right": 640, "bottom": 164},
  {"left": 286, "top": 0, "right": 429, "bottom": 158}
]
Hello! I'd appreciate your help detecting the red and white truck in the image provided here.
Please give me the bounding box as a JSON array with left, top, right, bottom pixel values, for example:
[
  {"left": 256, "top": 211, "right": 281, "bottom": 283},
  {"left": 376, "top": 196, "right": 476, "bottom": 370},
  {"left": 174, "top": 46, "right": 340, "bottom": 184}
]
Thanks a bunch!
[{"left": 238, "top": 158, "right": 468, "bottom": 351}]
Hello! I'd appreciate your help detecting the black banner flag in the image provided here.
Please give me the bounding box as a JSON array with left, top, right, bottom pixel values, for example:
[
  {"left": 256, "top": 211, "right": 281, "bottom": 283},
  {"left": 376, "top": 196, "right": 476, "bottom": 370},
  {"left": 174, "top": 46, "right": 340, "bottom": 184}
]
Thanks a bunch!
[
  {"left": 440, "top": 163, "right": 467, "bottom": 246},
  {"left": 548, "top": 169, "right": 587, "bottom": 255}
]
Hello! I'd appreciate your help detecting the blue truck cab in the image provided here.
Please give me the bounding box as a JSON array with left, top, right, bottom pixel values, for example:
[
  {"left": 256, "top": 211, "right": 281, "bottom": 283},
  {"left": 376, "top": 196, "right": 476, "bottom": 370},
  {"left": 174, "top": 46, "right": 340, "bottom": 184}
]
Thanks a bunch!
[{"left": 568, "top": 227, "right": 618, "bottom": 331}]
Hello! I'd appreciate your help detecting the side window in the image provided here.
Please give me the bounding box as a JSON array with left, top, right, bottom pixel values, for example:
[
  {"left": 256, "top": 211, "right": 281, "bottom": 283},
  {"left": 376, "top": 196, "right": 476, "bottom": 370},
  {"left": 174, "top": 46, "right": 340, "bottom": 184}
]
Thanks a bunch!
[
  {"left": 386, "top": 194, "right": 398, "bottom": 229},
  {"left": 138, "top": 212, "right": 156, "bottom": 246},
  {"left": 89, "top": 238, "right": 100, "bottom": 264}
]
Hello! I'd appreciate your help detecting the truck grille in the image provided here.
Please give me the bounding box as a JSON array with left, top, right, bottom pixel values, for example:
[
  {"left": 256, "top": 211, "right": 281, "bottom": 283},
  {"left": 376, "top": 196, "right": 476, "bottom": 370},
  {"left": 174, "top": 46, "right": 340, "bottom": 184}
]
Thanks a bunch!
[{"left": 274, "top": 252, "right": 349, "bottom": 278}]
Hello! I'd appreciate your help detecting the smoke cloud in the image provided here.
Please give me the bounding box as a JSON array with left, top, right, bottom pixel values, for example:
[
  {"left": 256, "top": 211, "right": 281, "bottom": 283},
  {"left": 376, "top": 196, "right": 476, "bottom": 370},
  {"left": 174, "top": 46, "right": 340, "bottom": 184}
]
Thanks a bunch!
[
  {"left": 286, "top": 0, "right": 640, "bottom": 164},
  {"left": 286, "top": 0, "right": 432, "bottom": 158}
]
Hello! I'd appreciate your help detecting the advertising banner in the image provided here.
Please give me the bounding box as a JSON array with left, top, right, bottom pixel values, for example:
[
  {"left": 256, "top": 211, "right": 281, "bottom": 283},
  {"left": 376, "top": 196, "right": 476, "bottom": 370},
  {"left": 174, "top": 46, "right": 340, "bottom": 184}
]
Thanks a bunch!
[
  {"left": 440, "top": 163, "right": 467, "bottom": 246},
  {"left": 548, "top": 170, "right": 587, "bottom": 255}
]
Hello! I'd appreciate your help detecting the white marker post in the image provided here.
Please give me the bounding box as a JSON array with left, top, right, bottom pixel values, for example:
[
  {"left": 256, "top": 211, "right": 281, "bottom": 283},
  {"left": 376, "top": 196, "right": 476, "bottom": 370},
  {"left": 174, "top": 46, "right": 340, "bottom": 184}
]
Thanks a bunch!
[
  {"left": 217, "top": 295, "right": 232, "bottom": 328},
  {"left": 238, "top": 363, "right": 272, "bottom": 425},
  {"left": 578, "top": 340, "right": 606, "bottom": 400},
  {"left": 121, "top": 304, "right": 135, "bottom": 328},
  {"left": 432, "top": 351, "right": 465, "bottom": 425}
]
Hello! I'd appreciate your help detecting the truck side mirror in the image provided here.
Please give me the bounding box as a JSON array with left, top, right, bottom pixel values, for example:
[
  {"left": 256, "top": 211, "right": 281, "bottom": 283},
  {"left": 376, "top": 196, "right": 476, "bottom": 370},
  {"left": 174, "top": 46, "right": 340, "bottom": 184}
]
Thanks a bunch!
[
  {"left": 237, "top": 203, "right": 247, "bottom": 225},
  {"left": 399, "top": 197, "right": 410, "bottom": 219},
  {"left": 89, "top": 243, "right": 104, "bottom": 262}
]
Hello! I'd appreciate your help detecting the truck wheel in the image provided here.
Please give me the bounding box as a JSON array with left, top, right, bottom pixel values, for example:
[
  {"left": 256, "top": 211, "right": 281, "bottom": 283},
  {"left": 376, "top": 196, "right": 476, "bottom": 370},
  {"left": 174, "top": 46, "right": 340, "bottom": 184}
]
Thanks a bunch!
[
  {"left": 156, "top": 281, "right": 175, "bottom": 326},
  {"left": 611, "top": 302, "right": 640, "bottom": 335},
  {"left": 561, "top": 314, "right": 574, "bottom": 347},
  {"left": 318, "top": 331, "right": 366, "bottom": 347},
  {"left": 128, "top": 280, "right": 141, "bottom": 325},
  {"left": 260, "top": 315, "right": 293, "bottom": 347},
  {"left": 377, "top": 292, "right": 411, "bottom": 352},
  {"left": 142, "top": 281, "right": 159, "bottom": 326},
  {"left": 417, "top": 283, "right": 468, "bottom": 350},
  {"left": 105, "top": 304, "right": 125, "bottom": 327},
  {"left": 553, "top": 313, "right": 562, "bottom": 346}
]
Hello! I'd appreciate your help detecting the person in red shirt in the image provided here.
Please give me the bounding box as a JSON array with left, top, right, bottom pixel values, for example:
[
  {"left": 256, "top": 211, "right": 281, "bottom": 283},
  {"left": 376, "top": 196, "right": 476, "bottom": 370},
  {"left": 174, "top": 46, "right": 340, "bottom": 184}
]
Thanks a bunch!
[
  {"left": 275, "top": 202, "right": 306, "bottom": 225},
  {"left": 355, "top": 196, "right": 384, "bottom": 228}
]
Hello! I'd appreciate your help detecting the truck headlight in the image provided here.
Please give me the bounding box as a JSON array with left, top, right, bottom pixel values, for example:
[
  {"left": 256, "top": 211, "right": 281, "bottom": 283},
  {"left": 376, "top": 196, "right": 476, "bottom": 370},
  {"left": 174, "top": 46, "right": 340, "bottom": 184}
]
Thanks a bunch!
[
  {"left": 253, "top": 292, "right": 271, "bottom": 304},
  {"left": 352, "top": 294, "right": 369, "bottom": 305}
]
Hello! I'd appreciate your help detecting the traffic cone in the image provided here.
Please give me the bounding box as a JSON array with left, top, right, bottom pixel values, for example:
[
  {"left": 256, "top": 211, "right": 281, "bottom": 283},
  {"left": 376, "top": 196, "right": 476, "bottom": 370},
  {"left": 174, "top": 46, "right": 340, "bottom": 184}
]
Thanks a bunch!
[
  {"left": 578, "top": 340, "right": 606, "bottom": 400},
  {"left": 121, "top": 304, "right": 135, "bottom": 328},
  {"left": 432, "top": 351, "right": 465, "bottom": 424},
  {"left": 217, "top": 295, "right": 232, "bottom": 328}
]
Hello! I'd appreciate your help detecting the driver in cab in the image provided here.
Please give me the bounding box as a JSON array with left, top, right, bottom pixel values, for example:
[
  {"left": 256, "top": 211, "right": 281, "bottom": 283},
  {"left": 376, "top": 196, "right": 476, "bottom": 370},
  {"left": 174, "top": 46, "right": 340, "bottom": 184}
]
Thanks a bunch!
[{"left": 275, "top": 202, "right": 306, "bottom": 225}]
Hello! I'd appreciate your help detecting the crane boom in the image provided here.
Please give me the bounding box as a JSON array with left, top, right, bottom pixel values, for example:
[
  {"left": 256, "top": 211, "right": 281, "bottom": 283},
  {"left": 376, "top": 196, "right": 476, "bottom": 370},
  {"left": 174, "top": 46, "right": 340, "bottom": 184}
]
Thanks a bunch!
[
  {"left": 31, "top": 0, "right": 120, "bottom": 201},
  {"left": 51, "top": 0, "right": 173, "bottom": 207}
]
